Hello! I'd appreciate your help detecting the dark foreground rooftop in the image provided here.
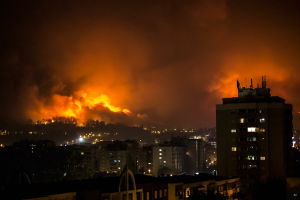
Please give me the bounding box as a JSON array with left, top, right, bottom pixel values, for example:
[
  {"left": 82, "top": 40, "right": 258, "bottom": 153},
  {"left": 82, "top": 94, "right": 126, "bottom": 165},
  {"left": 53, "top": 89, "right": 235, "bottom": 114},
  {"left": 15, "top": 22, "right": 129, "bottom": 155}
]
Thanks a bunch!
[{"left": 0, "top": 173, "right": 236, "bottom": 199}]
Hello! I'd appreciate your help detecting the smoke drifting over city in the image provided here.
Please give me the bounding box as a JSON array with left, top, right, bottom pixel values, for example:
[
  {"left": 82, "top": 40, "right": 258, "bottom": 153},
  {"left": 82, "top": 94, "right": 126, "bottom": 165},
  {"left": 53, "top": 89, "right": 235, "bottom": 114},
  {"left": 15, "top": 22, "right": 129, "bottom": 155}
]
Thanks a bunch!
[{"left": 1, "top": 1, "right": 300, "bottom": 128}]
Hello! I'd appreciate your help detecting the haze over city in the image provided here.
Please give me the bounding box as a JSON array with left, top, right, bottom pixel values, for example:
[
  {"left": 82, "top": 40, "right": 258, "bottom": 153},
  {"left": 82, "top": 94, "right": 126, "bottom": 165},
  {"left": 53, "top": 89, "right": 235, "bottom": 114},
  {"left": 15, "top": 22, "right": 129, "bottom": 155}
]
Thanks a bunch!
[{"left": 1, "top": 1, "right": 300, "bottom": 129}]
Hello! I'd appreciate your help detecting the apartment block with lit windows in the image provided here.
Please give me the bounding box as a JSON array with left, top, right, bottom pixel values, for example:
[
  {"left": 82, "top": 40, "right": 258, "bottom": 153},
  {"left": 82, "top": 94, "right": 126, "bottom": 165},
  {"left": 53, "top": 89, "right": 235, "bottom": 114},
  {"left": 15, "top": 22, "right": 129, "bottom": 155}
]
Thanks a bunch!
[
  {"left": 153, "top": 145, "right": 186, "bottom": 177},
  {"left": 99, "top": 141, "right": 129, "bottom": 174},
  {"left": 216, "top": 78, "right": 293, "bottom": 189},
  {"left": 139, "top": 146, "right": 153, "bottom": 175}
]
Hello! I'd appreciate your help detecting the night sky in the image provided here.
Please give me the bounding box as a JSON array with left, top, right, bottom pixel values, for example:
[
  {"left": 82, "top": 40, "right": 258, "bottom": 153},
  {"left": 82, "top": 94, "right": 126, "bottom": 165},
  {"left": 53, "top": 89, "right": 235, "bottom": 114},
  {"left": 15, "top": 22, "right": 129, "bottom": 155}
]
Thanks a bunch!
[{"left": 1, "top": 1, "right": 300, "bottom": 129}]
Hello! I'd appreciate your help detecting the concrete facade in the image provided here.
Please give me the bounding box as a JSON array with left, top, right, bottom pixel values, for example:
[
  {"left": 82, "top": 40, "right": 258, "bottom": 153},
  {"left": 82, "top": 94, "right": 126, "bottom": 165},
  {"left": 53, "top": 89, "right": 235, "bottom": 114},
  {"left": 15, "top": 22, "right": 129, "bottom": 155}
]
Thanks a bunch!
[
  {"left": 153, "top": 146, "right": 185, "bottom": 177},
  {"left": 216, "top": 83, "right": 293, "bottom": 189}
]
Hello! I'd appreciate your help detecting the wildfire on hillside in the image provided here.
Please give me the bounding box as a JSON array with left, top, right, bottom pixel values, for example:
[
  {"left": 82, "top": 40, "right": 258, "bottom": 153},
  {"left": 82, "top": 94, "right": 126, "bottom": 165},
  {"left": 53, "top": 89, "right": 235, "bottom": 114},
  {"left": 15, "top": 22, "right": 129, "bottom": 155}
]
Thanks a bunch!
[{"left": 31, "top": 92, "right": 133, "bottom": 126}]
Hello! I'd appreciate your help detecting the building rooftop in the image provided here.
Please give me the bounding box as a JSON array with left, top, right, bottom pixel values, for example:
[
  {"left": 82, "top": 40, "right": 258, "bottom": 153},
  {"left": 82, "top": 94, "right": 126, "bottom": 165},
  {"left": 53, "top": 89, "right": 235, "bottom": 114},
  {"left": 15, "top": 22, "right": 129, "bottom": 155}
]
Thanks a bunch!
[
  {"left": 222, "top": 76, "right": 286, "bottom": 104},
  {"left": 0, "top": 174, "right": 239, "bottom": 199}
]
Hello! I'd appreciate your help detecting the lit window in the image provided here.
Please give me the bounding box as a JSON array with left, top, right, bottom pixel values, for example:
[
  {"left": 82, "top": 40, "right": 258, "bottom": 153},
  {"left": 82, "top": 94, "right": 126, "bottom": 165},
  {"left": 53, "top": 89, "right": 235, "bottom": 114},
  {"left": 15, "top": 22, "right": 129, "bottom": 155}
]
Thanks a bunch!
[
  {"left": 260, "top": 118, "right": 265, "bottom": 123},
  {"left": 231, "top": 129, "right": 236, "bottom": 133},
  {"left": 232, "top": 147, "right": 237, "bottom": 151},
  {"left": 155, "top": 191, "right": 157, "bottom": 199},
  {"left": 247, "top": 137, "right": 256, "bottom": 142},
  {"left": 260, "top": 157, "right": 265, "bottom": 160},
  {"left": 259, "top": 110, "right": 264, "bottom": 113},
  {"left": 118, "top": 160, "right": 121, "bottom": 162},
  {"left": 260, "top": 128, "right": 265, "bottom": 132},
  {"left": 148, "top": 162, "right": 152, "bottom": 165},
  {"left": 240, "top": 118, "right": 245, "bottom": 123},
  {"left": 81, "top": 152, "right": 84, "bottom": 155},
  {"left": 247, "top": 127, "right": 257, "bottom": 132},
  {"left": 246, "top": 155, "right": 256, "bottom": 160},
  {"left": 163, "top": 161, "right": 166, "bottom": 163},
  {"left": 159, "top": 149, "right": 162, "bottom": 151},
  {"left": 159, "top": 153, "right": 162, "bottom": 155},
  {"left": 159, "top": 157, "right": 162, "bottom": 159},
  {"left": 114, "top": 160, "right": 117, "bottom": 162}
]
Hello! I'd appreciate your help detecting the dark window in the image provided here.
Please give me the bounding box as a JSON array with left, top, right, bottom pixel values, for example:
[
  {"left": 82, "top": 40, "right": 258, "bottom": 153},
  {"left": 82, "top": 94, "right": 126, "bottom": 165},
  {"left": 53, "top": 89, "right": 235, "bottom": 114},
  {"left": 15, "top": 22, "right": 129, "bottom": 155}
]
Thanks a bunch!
[
  {"left": 249, "top": 175, "right": 257, "bottom": 179},
  {"left": 247, "top": 118, "right": 256, "bottom": 123},
  {"left": 239, "top": 165, "right": 246, "bottom": 169},
  {"left": 240, "top": 175, "right": 248, "bottom": 179},
  {"left": 240, "top": 146, "right": 247, "bottom": 151},
  {"left": 240, "top": 137, "right": 247, "bottom": 142},
  {"left": 239, "top": 128, "right": 247, "bottom": 132},
  {"left": 239, "top": 109, "right": 247, "bottom": 113},
  {"left": 247, "top": 109, "right": 256, "bottom": 113}
]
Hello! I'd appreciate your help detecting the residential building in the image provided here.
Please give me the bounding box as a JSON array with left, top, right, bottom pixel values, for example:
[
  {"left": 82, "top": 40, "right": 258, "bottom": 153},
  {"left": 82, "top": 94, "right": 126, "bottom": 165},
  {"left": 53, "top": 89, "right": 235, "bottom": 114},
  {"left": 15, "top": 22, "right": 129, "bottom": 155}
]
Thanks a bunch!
[
  {"left": 216, "top": 77, "right": 293, "bottom": 189},
  {"left": 6, "top": 171, "right": 240, "bottom": 200},
  {"left": 153, "top": 144, "right": 186, "bottom": 177},
  {"left": 171, "top": 136, "right": 205, "bottom": 174},
  {"left": 138, "top": 145, "right": 153, "bottom": 175},
  {"left": 99, "top": 141, "right": 128, "bottom": 174},
  {"left": 205, "top": 143, "right": 217, "bottom": 169}
]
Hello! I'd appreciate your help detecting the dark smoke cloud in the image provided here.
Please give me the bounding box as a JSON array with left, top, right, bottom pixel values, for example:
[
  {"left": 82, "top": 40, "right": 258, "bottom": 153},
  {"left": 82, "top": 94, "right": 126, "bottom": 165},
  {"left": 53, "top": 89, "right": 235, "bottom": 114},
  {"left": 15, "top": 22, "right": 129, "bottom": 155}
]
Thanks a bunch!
[{"left": 1, "top": 1, "right": 300, "bottom": 128}]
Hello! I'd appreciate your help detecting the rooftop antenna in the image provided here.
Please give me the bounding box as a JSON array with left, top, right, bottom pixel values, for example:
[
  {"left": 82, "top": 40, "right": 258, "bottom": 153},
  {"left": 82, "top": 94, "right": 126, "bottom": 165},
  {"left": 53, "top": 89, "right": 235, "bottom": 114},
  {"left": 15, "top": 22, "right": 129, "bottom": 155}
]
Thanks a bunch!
[
  {"left": 262, "top": 76, "right": 266, "bottom": 88},
  {"left": 237, "top": 79, "right": 240, "bottom": 89},
  {"left": 250, "top": 79, "right": 253, "bottom": 89}
]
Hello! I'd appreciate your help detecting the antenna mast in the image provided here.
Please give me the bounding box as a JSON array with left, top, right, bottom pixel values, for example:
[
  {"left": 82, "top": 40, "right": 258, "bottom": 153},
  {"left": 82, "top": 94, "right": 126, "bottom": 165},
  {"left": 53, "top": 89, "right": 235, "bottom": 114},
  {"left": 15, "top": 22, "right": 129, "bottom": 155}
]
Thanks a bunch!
[{"left": 262, "top": 76, "right": 266, "bottom": 88}]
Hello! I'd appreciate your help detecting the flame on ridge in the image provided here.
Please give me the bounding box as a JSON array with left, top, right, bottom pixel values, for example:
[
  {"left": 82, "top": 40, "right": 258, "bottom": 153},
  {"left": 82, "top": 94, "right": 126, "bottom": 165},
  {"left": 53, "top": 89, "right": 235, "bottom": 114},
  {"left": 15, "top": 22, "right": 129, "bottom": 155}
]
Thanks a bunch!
[{"left": 33, "top": 91, "right": 132, "bottom": 125}]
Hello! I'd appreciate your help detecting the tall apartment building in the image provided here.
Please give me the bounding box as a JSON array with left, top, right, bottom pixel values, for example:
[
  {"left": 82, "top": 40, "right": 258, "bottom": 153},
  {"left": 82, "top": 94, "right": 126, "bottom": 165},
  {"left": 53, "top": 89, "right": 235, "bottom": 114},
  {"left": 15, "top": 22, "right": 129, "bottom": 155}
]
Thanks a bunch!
[
  {"left": 171, "top": 136, "right": 205, "bottom": 174},
  {"left": 153, "top": 145, "right": 186, "bottom": 177},
  {"left": 70, "top": 143, "right": 100, "bottom": 172},
  {"left": 216, "top": 77, "right": 293, "bottom": 188},
  {"left": 98, "top": 140, "right": 140, "bottom": 175},
  {"left": 138, "top": 145, "right": 153, "bottom": 175},
  {"left": 99, "top": 141, "right": 129, "bottom": 174}
]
